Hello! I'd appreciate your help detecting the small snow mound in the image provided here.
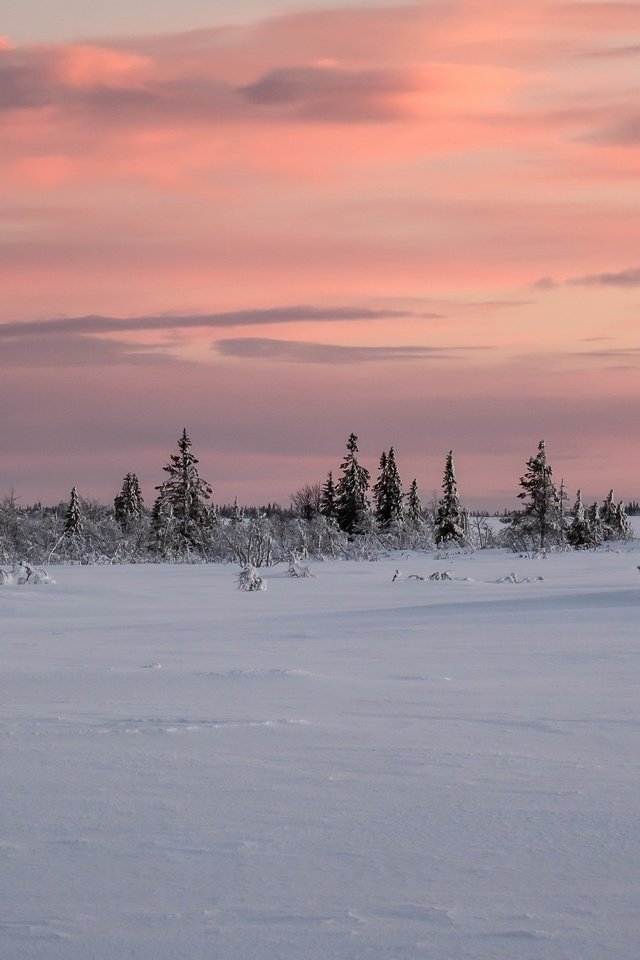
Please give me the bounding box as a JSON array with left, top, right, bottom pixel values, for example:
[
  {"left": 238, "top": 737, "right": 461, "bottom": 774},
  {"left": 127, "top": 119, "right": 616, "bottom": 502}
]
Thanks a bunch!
[
  {"left": 497, "top": 573, "right": 544, "bottom": 584},
  {"left": 0, "top": 562, "right": 56, "bottom": 585},
  {"left": 288, "top": 560, "right": 315, "bottom": 578}
]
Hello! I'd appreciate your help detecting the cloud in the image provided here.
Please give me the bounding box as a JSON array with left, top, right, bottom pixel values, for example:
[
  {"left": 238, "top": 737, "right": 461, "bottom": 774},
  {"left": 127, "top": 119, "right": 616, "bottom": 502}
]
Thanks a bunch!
[
  {"left": 239, "top": 65, "right": 418, "bottom": 122},
  {"left": 0, "top": 45, "right": 420, "bottom": 125},
  {"left": 214, "top": 337, "right": 480, "bottom": 363},
  {"left": 0, "top": 333, "right": 167, "bottom": 367},
  {"left": 569, "top": 267, "right": 640, "bottom": 287},
  {"left": 583, "top": 43, "right": 640, "bottom": 58},
  {"left": 553, "top": 3, "right": 640, "bottom": 29},
  {"left": 572, "top": 347, "right": 640, "bottom": 358},
  {"left": 0, "top": 304, "right": 423, "bottom": 339}
]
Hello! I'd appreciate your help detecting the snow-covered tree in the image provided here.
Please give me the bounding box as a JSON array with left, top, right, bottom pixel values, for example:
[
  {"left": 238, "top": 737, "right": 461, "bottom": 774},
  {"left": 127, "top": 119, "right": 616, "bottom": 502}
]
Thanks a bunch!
[
  {"left": 601, "top": 489, "right": 618, "bottom": 539},
  {"left": 152, "top": 429, "right": 212, "bottom": 549},
  {"left": 567, "top": 489, "right": 592, "bottom": 548},
  {"left": 230, "top": 496, "right": 242, "bottom": 525},
  {"left": 405, "top": 478, "right": 423, "bottom": 525},
  {"left": 114, "top": 473, "right": 144, "bottom": 531},
  {"left": 587, "top": 501, "right": 604, "bottom": 546},
  {"left": 598, "top": 491, "right": 633, "bottom": 542},
  {"left": 558, "top": 478, "right": 569, "bottom": 544},
  {"left": 508, "top": 440, "right": 561, "bottom": 549},
  {"left": 373, "top": 447, "right": 403, "bottom": 528},
  {"left": 320, "top": 471, "right": 337, "bottom": 520},
  {"left": 434, "top": 451, "right": 466, "bottom": 547},
  {"left": 63, "top": 486, "right": 83, "bottom": 536},
  {"left": 335, "top": 433, "right": 370, "bottom": 534},
  {"left": 614, "top": 501, "right": 633, "bottom": 541}
]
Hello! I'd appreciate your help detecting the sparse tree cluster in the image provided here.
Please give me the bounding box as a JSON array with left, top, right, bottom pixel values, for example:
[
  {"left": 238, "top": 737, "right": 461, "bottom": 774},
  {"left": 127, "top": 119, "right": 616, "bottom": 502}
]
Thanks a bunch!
[
  {"left": 0, "top": 431, "right": 634, "bottom": 566},
  {"left": 502, "top": 440, "right": 632, "bottom": 551}
]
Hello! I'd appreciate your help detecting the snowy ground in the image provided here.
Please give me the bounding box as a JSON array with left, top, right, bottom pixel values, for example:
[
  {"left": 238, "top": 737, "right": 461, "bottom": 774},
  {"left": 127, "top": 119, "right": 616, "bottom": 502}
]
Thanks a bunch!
[{"left": 2, "top": 547, "right": 640, "bottom": 960}]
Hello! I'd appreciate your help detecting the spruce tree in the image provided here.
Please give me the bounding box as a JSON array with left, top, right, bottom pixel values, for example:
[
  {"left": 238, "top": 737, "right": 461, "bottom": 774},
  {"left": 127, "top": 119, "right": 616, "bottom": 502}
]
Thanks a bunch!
[
  {"left": 373, "top": 447, "right": 403, "bottom": 528},
  {"left": 434, "top": 450, "right": 465, "bottom": 546},
  {"left": 510, "top": 440, "right": 561, "bottom": 549},
  {"left": 114, "top": 473, "right": 144, "bottom": 532},
  {"left": 372, "top": 451, "right": 387, "bottom": 524},
  {"left": 558, "top": 478, "right": 569, "bottom": 544},
  {"left": 587, "top": 501, "right": 604, "bottom": 546},
  {"left": 335, "top": 433, "right": 370, "bottom": 534},
  {"left": 320, "top": 471, "right": 337, "bottom": 520},
  {"left": 601, "top": 490, "right": 623, "bottom": 540},
  {"left": 614, "top": 501, "right": 633, "bottom": 541},
  {"left": 230, "top": 496, "right": 242, "bottom": 525},
  {"left": 63, "top": 486, "right": 83, "bottom": 536},
  {"left": 405, "top": 479, "right": 423, "bottom": 525},
  {"left": 153, "top": 428, "right": 213, "bottom": 547},
  {"left": 567, "top": 489, "right": 591, "bottom": 547}
]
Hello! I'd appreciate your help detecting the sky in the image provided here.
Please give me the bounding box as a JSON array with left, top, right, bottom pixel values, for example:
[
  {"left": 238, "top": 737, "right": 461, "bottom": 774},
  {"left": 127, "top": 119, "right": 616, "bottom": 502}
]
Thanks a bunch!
[{"left": 1, "top": 1, "right": 640, "bottom": 510}]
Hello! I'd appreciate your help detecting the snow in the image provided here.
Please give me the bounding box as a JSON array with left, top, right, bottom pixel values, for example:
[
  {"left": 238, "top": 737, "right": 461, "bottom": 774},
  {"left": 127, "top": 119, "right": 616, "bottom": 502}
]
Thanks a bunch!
[{"left": 2, "top": 548, "right": 640, "bottom": 959}]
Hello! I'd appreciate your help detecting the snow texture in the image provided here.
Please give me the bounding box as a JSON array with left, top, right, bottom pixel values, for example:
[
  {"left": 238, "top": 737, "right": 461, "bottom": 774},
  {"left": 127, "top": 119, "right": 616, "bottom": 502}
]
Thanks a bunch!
[{"left": 2, "top": 548, "right": 640, "bottom": 959}]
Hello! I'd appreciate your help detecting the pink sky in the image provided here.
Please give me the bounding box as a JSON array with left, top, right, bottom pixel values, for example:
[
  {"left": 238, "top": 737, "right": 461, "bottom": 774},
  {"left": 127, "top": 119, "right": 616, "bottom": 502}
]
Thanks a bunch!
[{"left": 1, "top": 1, "right": 640, "bottom": 509}]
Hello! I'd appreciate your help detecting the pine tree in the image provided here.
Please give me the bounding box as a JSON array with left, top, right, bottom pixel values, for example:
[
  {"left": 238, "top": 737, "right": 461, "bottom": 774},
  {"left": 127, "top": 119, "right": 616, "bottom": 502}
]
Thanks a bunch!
[
  {"left": 63, "top": 486, "right": 83, "bottom": 536},
  {"left": 373, "top": 447, "right": 403, "bottom": 528},
  {"left": 153, "top": 428, "right": 213, "bottom": 547},
  {"left": 587, "top": 501, "right": 604, "bottom": 546},
  {"left": 230, "top": 496, "right": 242, "bottom": 525},
  {"left": 335, "top": 433, "right": 370, "bottom": 534},
  {"left": 614, "top": 500, "right": 633, "bottom": 541},
  {"left": 567, "top": 489, "right": 592, "bottom": 547},
  {"left": 114, "top": 473, "right": 144, "bottom": 532},
  {"left": 434, "top": 450, "right": 465, "bottom": 546},
  {"left": 320, "top": 471, "right": 337, "bottom": 520},
  {"left": 372, "top": 451, "right": 387, "bottom": 524},
  {"left": 510, "top": 440, "right": 561, "bottom": 549},
  {"left": 601, "top": 490, "right": 618, "bottom": 540},
  {"left": 558, "top": 478, "right": 569, "bottom": 544},
  {"left": 405, "top": 479, "right": 423, "bottom": 525}
]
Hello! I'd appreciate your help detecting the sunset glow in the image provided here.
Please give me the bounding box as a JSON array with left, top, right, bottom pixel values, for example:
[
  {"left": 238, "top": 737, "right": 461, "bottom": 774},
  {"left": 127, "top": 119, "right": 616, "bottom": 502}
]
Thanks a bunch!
[{"left": 2, "top": 1, "right": 640, "bottom": 507}]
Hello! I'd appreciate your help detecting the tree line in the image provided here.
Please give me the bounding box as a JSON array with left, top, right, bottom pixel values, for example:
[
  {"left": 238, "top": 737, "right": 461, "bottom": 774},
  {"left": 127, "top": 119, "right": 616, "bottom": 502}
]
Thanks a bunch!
[{"left": 0, "top": 431, "right": 634, "bottom": 565}]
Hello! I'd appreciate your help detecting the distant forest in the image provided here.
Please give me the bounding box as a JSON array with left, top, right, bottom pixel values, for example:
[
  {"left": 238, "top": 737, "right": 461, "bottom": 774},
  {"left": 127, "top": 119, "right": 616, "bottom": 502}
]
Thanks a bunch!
[{"left": 1, "top": 432, "right": 635, "bottom": 566}]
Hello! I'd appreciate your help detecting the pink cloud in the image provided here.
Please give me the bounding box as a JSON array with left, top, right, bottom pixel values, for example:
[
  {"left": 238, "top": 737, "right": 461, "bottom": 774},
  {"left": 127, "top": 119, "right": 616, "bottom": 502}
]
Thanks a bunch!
[{"left": 2, "top": 2, "right": 640, "bottom": 504}]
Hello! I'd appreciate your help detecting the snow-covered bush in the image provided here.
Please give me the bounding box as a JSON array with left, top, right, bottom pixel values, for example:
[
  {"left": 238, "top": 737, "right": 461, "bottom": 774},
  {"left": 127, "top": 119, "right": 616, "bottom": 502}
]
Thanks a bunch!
[
  {"left": 0, "top": 562, "right": 56, "bottom": 585},
  {"left": 288, "top": 558, "right": 315, "bottom": 578},
  {"left": 236, "top": 565, "right": 267, "bottom": 591}
]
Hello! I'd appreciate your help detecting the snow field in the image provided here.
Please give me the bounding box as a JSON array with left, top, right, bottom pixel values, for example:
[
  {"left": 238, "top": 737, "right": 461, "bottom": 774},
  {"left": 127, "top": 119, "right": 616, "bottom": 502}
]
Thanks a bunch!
[{"left": 1, "top": 548, "right": 640, "bottom": 959}]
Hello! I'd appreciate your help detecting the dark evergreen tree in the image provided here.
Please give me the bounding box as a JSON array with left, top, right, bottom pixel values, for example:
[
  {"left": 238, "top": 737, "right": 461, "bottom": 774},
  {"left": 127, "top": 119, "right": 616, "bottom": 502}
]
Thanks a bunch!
[
  {"left": 373, "top": 446, "right": 404, "bottom": 528},
  {"left": 335, "top": 433, "right": 370, "bottom": 534},
  {"left": 372, "top": 451, "right": 387, "bottom": 522},
  {"left": 230, "top": 496, "right": 242, "bottom": 525},
  {"left": 114, "top": 473, "right": 144, "bottom": 532},
  {"left": 320, "top": 470, "right": 337, "bottom": 520},
  {"left": 510, "top": 440, "right": 561, "bottom": 549},
  {"left": 405, "top": 478, "right": 423, "bottom": 525},
  {"left": 601, "top": 489, "right": 618, "bottom": 540},
  {"left": 434, "top": 450, "right": 465, "bottom": 546},
  {"left": 63, "top": 486, "right": 83, "bottom": 536},
  {"left": 558, "top": 478, "right": 569, "bottom": 544},
  {"left": 153, "top": 428, "right": 213, "bottom": 547}
]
